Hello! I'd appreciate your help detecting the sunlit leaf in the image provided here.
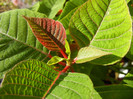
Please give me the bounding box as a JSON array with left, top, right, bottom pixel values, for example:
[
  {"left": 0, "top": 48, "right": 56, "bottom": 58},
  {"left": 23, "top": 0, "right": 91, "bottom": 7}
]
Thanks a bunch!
[
  {"left": 70, "top": 0, "right": 132, "bottom": 65},
  {"left": 76, "top": 47, "right": 111, "bottom": 64}
]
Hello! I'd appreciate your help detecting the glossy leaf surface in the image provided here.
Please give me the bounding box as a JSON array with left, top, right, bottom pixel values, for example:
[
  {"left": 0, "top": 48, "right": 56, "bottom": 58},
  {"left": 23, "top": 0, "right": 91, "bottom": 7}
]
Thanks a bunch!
[
  {"left": 0, "top": 9, "right": 49, "bottom": 78},
  {"left": 24, "top": 16, "right": 66, "bottom": 52},
  {"left": 70, "top": 0, "right": 132, "bottom": 65}
]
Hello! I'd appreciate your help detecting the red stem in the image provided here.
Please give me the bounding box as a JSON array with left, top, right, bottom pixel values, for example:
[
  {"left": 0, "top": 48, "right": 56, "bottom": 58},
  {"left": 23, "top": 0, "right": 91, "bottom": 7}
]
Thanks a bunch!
[
  {"left": 62, "top": 66, "right": 70, "bottom": 73},
  {"left": 58, "top": 62, "right": 66, "bottom": 66},
  {"left": 60, "top": 49, "right": 68, "bottom": 59},
  {"left": 42, "top": 71, "right": 62, "bottom": 99},
  {"left": 72, "top": 57, "right": 77, "bottom": 64},
  {"left": 42, "top": 65, "right": 70, "bottom": 99}
]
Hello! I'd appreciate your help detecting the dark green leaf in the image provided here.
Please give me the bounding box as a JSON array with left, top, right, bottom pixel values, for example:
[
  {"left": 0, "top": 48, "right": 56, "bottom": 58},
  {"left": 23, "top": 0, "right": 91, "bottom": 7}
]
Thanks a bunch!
[
  {"left": 0, "top": 60, "right": 59, "bottom": 99},
  {"left": 32, "top": 0, "right": 66, "bottom": 19},
  {"left": 0, "top": 9, "right": 49, "bottom": 78},
  {"left": 95, "top": 84, "right": 133, "bottom": 99}
]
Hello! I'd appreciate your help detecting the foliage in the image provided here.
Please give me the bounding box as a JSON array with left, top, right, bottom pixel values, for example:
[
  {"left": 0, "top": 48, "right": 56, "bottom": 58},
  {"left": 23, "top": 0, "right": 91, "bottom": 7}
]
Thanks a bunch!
[{"left": 0, "top": 0, "right": 133, "bottom": 99}]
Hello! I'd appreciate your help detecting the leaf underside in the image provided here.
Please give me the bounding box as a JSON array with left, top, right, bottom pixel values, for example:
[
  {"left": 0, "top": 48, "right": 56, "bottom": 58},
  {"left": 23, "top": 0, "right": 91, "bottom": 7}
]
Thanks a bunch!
[
  {"left": 76, "top": 47, "right": 111, "bottom": 63},
  {"left": 24, "top": 16, "right": 66, "bottom": 51},
  {"left": 69, "top": 0, "right": 132, "bottom": 65}
]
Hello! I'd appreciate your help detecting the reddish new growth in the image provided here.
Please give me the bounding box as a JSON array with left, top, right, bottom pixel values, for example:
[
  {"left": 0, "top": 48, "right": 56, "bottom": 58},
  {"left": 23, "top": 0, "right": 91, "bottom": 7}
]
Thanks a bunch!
[{"left": 42, "top": 46, "right": 77, "bottom": 99}]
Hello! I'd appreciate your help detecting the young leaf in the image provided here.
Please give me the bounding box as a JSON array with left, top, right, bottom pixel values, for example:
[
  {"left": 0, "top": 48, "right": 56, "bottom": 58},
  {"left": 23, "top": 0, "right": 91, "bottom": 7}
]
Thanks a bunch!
[
  {"left": 65, "top": 39, "right": 71, "bottom": 59},
  {"left": 95, "top": 84, "right": 133, "bottom": 99},
  {"left": 47, "top": 56, "right": 65, "bottom": 65},
  {"left": 76, "top": 47, "right": 111, "bottom": 64},
  {"left": 0, "top": 9, "right": 49, "bottom": 79},
  {"left": 0, "top": 60, "right": 59, "bottom": 99},
  {"left": 23, "top": 16, "right": 66, "bottom": 52},
  {"left": 69, "top": 0, "right": 132, "bottom": 65}
]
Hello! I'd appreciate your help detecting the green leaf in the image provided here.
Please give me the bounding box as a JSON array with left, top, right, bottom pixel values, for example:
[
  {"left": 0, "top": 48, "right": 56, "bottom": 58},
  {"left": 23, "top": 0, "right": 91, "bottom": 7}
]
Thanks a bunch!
[
  {"left": 32, "top": 0, "right": 66, "bottom": 19},
  {"left": 65, "top": 39, "right": 71, "bottom": 59},
  {"left": 47, "top": 56, "right": 65, "bottom": 65},
  {"left": 123, "top": 68, "right": 133, "bottom": 86},
  {"left": 76, "top": 46, "right": 111, "bottom": 64},
  {"left": 0, "top": 60, "right": 101, "bottom": 99},
  {"left": 69, "top": 0, "right": 132, "bottom": 65},
  {"left": 59, "top": 0, "right": 87, "bottom": 29},
  {"left": 127, "top": 0, "right": 131, "bottom": 3},
  {"left": 0, "top": 9, "right": 49, "bottom": 78},
  {"left": 46, "top": 73, "right": 101, "bottom": 99},
  {"left": 128, "top": 1, "right": 133, "bottom": 16},
  {"left": 95, "top": 84, "right": 133, "bottom": 99},
  {"left": 0, "top": 60, "right": 59, "bottom": 99},
  {"left": 23, "top": 16, "right": 66, "bottom": 52}
]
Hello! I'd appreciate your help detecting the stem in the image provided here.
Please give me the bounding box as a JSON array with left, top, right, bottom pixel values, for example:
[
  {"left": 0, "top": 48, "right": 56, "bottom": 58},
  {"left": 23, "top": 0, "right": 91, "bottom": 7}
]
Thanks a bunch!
[
  {"left": 42, "top": 65, "right": 70, "bottom": 99},
  {"left": 60, "top": 49, "right": 68, "bottom": 59},
  {"left": 72, "top": 57, "right": 77, "bottom": 64},
  {"left": 42, "top": 71, "right": 62, "bottom": 99},
  {"left": 58, "top": 62, "right": 66, "bottom": 66},
  {"left": 62, "top": 66, "right": 70, "bottom": 73}
]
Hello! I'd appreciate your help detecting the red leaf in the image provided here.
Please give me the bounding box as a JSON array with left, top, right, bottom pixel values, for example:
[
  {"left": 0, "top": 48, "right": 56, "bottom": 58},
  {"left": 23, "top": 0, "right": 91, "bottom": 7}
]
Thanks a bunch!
[{"left": 23, "top": 16, "right": 66, "bottom": 52}]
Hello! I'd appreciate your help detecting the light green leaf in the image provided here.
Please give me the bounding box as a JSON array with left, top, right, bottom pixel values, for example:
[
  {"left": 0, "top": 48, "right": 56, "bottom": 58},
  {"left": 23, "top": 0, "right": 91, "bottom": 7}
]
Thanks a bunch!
[
  {"left": 76, "top": 47, "right": 111, "bottom": 64},
  {"left": 65, "top": 39, "right": 71, "bottom": 59},
  {"left": 0, "top": 60, "right": 59, "bottom": 99},
  {"left": 0, "top": 9, "right": 49, "bottom": 78},
  {"left": 46, "top": 73, "right": 101, "bottom": 99},
  {"left": 95, "top": 84, "right": 133, "bottom": 99},
  {"left": 70, "top": 0, "right": 132, "bottom": 65},
  {"left": 32, "top": 0, "right": 66, "bottom": 19},
  {"left": 47, "top": 56, "right": 65, "bottom": 65}
]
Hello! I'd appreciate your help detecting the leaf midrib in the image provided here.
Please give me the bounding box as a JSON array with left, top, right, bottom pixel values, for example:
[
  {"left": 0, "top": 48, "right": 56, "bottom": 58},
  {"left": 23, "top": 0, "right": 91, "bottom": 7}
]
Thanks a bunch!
[
  {"left": 0, "top": 32, "right": 49, "bottom": 56},
  {"left": 89, "top": 0, "right": 112, "bottom": 46}
]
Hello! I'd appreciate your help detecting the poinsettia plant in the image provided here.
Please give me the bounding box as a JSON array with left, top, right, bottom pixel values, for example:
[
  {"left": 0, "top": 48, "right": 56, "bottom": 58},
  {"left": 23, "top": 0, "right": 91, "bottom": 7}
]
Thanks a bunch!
[{"left": 0, "top": 0, "right": 133, "bottom": 99}]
